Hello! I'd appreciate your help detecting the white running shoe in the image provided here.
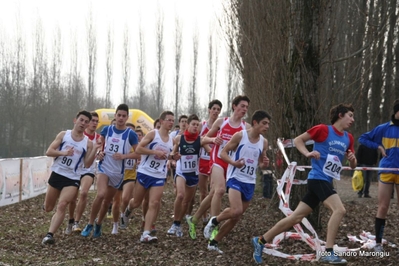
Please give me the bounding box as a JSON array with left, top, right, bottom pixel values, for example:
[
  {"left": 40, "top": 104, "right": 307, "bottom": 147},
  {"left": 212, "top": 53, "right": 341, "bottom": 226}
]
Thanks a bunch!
[
  {"left": 65, "top": 223, "right": 73, "bottom": 235},
  {"left": 175, "top": 225, "right": 183, "bottom": 237},
  {"left": 207, "top": 243, "right": 223, "bottom": 254},
  {"left": 111, "top": 223, "right": 118, "bottom": 235},
  {"left": 167, "top": 224, "right": 177, "bottom": 235},
  {"left": 72, "top": 223, "right": 82, "bottom": 233},
  {"left": 140, "top": 233, "right": 158, "bottom": 243},
  {"left": 203, "top": 216, "right": 217, "bottom": 239}
]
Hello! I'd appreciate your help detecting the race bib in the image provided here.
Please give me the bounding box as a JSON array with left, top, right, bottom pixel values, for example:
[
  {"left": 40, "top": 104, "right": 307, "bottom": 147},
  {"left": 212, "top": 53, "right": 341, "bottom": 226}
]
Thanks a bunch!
[
  {"left": 125, "top": 158, "right": 136, "bottom": 170},
  {"left": 323, "top": 154, "right": 342, "bottom": 180},
  {"left": 181, "top": 154, "right": 198, "bottom": 172},
  {"left": 217, "top": 141, "right": 234, "bottom": 158}
]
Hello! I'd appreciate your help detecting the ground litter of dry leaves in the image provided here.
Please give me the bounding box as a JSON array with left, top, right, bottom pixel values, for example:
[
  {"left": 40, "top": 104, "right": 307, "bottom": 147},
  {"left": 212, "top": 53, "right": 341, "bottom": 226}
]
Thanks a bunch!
[{"left": 0, "top": 175, "right": 398, "bottom": 265}]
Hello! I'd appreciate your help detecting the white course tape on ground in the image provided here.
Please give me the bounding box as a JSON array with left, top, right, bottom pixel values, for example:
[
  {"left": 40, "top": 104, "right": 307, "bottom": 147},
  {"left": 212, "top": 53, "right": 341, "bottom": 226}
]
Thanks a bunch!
[{"left": 263, "top": 138, "right": 394, "bottom": 261}]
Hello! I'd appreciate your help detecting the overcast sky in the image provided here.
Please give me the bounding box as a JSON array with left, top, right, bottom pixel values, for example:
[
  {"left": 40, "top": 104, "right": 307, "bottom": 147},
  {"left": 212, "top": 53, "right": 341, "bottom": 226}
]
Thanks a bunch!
[{"left": 0, "top": 0, "right": 231, "bottom": 110}]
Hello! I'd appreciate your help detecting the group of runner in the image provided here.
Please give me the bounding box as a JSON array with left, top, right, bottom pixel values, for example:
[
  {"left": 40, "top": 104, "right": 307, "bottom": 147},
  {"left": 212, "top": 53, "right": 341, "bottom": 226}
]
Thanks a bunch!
[{"left": 41, "top": 96, "right": 399, "bottom": 264}]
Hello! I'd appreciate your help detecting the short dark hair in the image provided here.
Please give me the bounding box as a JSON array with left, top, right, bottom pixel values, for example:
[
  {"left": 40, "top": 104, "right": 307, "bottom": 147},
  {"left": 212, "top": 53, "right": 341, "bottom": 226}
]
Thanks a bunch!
[
  {"left": 231, "top": 95, "right": 250, "bottom": 112},
  {"left": 178, "top": 115, "right": 188, "bottom": 122},
  {"left": 135, "top": 129, "right": 144, "bottom": 136},
  {"left": 330, "top": 103, "right": 354, "bottom": 124},
  {"left": 187, "top": 114, "right": 200, "bottom": 124},
  {"left": 159, "top": 111, "right": 174, "bottom": 120},
  {"left": 208, "top": 99, "right": 222, "bottom": 110},
  {"left": 76, "top": 110, "right": 92, "bottom": 120},
  {"left": 90, "top": 111, "right": 99, "bottom": 118},
  {"left": 153, "top": 119, "right": 160, "bottom": 127},
  {"left": 116, "top": 103, "right": 129, "bottom": 115},
  {"left": 126, "top": 122, "right": 135, "bottom": 129},
  {"left": 251, "top": 110, "right": 271, "bottom": 126}
]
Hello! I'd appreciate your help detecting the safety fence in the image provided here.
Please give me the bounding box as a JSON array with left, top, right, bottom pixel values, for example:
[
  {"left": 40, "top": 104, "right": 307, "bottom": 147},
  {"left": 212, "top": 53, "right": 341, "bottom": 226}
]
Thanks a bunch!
[{"left": 0, "top": 156, "right": 53, "bottom": 207}]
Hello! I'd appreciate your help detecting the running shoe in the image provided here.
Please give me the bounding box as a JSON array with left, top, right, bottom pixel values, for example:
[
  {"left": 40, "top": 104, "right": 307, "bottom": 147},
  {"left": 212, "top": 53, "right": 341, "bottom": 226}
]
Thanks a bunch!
[
  {"left": 252, "top": 237, "right": 264, "bottom": 264},
  {"left": 122, "top": 209, "right": 131, "bottom": 228},
  {"left": 203, "top": 216, "right": 217, "bottom": 239},
  {"left": 72, "top": 223, "right": 82, "bottom": 233},
  {"left": 93, "top": 223, "right": 102, "bottom": 238},
  {"left": 81, "top": 224, "right": 93, "bottom": 237},
  {"left": 175, "top": 225, "right": 183, "bottom": 237},
  {"left": 210, "top": 227, "right": 218, "bottom": 241},
  {"left": 41, "top": 234, "right": 55, "bottom": 245},
  {"left": 65, "top": 223, "right": 73, "bottom": 235},
  {"left": 320, "top": 252, "right": 347, "bottom": 264},
  {"left": 140, "top": 234, "right": 158, "bottom": 243},
  {"left": 120, "top": 217, "right": 127, "bottom": 230},
  {"left": 373, "top": 244, "right": 384, "bottom": 252},
  {"left": 111, "top": 223, "right": 118, "bottom": 235},
  {"left": 207, "top": 243, "right": 223, "bottom": 254},
  {"left": 167, "top": 224, "right": 177, "bottom": 235},
  {"left": 186, "top": 216, "right": 197, "bottom": 240}
]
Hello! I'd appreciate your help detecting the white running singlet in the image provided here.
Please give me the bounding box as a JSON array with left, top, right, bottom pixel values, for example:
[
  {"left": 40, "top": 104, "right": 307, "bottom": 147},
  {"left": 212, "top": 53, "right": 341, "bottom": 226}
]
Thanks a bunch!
[
  {"left": 100, "top": 126, "right": 133, "bottom": 175},
  {"left": 226, "top": 130, "right": 264, "bottom": 184},
  {"left": 138, "top": 130, "right": 173, "bottom": 179},
  {"left": 51, "top": 130, "right": 88, "bottom": 181}
]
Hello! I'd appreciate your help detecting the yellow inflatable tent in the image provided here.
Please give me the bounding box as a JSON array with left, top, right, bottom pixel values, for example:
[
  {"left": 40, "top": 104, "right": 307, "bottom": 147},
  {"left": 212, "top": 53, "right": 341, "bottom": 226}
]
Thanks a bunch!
[{"left": 95, "top": 109, "right": 154, "bottom": 135}]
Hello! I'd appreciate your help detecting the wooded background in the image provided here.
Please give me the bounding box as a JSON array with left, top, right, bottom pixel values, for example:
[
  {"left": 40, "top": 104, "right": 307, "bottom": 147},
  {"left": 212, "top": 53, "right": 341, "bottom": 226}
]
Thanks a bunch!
[{"left": 1, "top": 0, "right": 397, "bottom": 161}]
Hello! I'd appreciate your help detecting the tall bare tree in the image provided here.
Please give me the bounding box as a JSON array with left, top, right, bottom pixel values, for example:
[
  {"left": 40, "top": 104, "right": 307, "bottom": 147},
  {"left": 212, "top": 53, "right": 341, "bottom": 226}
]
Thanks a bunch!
[
  {"left": 382, "top": 1, "right": 397, "bottom": 120},
  {"left": 3, "top": 15, "right": 29, "bottom": 156},
  {"left": 174, "top": 18, "right": 183, "bottom": 116},
  {"left": 86, "top": 8, "right": 97, "bottom": 111},
  {"left": 105, "top": 25, "right": 114, "bottom": 107},
  {"left": 153, "top": 9, "right": 165, "bottom": 115},
  {"left": 208, "top": 29, "right": 218, "bottom": 101},
  {"left": 29, "top": 17, "right": 48, "bottom": 154},
  {"left": 189, "top": 29, "right": 199, "bottom": 115},
  {"left": 121, "top": 25, "right": 130, "bottom": 104},
  {"left": 137, "top": 21, "right": 146, "bottom": 110}
]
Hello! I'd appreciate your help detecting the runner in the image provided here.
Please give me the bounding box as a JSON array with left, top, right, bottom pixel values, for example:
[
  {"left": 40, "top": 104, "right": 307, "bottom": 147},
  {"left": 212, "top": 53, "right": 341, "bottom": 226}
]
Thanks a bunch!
[
  {"left": 167, "top": 114, "right": 211, "bottom": 237},
  {"left": 204, "top": 110, "right": 270, "bottom": 253},
  {"left": 42, "top": 110, "right": 99, "bottom": 244},
  {"left": 123, "top": 111, "right": 176, "bottom": 243},
  {"left": 197, "top": 100, "right": 222, "bottom": 224},
  {"left": 112, "top": 123, "right": 138, "bottom": 234},
  {"left": 66, "top": 111, "right": 102, "bottom": 234},
  {"left": 252, "top": 103, "right": 356, "bottom": 264},
  {"left": 358, "top": 98, "right": 399, "bottom": 252},
  {"left": 186, "top": 95, "right": 251, "bottom": 240},
  {"left": 81, "top": 104, "right": 139, "bottom": 238}
]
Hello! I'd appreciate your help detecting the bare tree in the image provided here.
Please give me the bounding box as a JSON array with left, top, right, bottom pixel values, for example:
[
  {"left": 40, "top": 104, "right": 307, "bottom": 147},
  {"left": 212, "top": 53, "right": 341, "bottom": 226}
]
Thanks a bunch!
[
  {"left": 121, "top": 25, "right": 130, "bottom": 104},
  {"left": 369, "top": 1, "right": 385, "bottom": 126},
  {"left": 44, "top": 25, "right": 64, "bottom": 151},
  {"left": 189, "top": 29, "right": 199, "bottom": 115},
  {"left": 105, "top": 25, "right": 114, "bottom": 107},
  {"left": 86, "top": 8, "right": 97, "bottom": 111},
  {"left": 154, "top": 9, "right": 165, "bottom": 115},
  {"left": 206, "top": 27, "right": 220, "bottom": 102},
  {"left": 137, "top": 21, "right": 146, "bottom": 110},
  {"left": 29, "top": 17, "right": 48, "bottom": 154},
  {"left": 225, "top": 53, "right": 239, "bottom": 106},
  {"left": 382, "top": 1, "right": 397, "bottom": 120},
  {"left": 2, "top": 14, "right": 29, "bottom": 157},
  {"left": 174, "top": 18, "right": 183, "bottom": 116}
]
